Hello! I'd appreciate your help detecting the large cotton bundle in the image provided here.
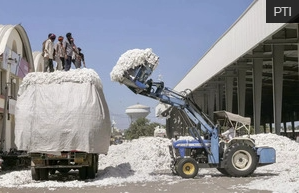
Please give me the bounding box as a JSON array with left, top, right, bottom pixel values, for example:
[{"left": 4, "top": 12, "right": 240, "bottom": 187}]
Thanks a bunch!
[{"left": 15, "top": 68, "right": 111, "bottom": 154}]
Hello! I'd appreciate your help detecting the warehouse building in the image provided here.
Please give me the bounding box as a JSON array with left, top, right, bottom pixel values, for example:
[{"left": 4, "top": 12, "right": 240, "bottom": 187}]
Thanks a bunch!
[{"left": 157, "top": 0, "right": 299, "bottom": 139}]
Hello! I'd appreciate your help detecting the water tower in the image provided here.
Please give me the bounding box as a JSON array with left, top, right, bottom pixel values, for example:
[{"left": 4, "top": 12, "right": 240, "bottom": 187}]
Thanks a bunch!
[{"left": 126, "top": 103, "right": 150, "bottom": 123}]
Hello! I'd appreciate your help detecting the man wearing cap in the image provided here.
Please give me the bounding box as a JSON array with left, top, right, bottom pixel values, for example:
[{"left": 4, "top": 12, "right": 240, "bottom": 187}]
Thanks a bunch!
[
  {"left": 55, "top": 36, "right": 66, "bottom": 70},
  {"left": 44, "top": 33, "right": 56, "bottom": 72}
]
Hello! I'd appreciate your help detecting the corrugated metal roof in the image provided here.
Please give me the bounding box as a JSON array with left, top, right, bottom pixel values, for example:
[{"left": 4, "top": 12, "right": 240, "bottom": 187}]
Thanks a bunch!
[{"left": 174, "top": 0, "right": 286, "bottom": 92}]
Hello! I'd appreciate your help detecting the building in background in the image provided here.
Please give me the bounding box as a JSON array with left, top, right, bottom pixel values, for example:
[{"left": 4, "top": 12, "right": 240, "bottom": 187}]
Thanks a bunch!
[{"left": 0, "top": 24, "right": 34, "bottom": 152}]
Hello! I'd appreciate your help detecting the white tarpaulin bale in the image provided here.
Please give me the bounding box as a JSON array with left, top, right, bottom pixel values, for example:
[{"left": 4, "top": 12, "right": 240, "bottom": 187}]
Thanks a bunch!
[{"left": 15, "top": 68, "right": 111, "bottom": 154}]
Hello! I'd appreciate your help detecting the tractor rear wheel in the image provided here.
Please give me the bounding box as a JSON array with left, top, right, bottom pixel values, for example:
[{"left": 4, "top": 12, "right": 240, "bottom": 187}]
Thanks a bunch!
[
  {"left": 177, "top": 158, "right": 198, "bottom": 178},
  {"left": 216, "top": 168, "right": 229, "bottom": 176},
  {"left": 223, "top": 142, "right": 257, "bottom": 177}
]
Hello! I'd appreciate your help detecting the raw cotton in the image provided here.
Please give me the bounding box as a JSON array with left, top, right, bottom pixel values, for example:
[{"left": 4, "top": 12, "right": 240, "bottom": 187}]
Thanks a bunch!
[
  {"left": 110, "top": 48, "right": 159, "bottom": 83},
  {"left": 18, "top": 68, "right": 103, "bottom": 96},
  {"left": 0, "top": 134, "right": 298, "bottom": 193}
]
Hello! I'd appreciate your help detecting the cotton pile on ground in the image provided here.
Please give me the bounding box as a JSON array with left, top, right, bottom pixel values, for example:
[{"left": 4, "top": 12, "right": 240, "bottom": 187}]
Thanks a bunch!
[
  {"left": 110, "top": 48, "right": 159, "bottom": 83},
  {"left": 0, "top": 134, "right": 298, "bottom": 193},
  {"left": 243, "top": 133, "right": 299, "bottom": 193}
]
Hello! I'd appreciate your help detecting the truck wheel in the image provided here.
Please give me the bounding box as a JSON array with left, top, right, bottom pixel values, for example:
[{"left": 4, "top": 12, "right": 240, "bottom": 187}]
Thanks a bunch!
[
  {"left": 95, "top": 154, "right": 99, "bottom": 173},
  {"left": 177, "top": 158, "right": 199, "bottom": 178},
  {"left": 94, "top": 154, "right": 99, "bottom": 174},
  {"left": 39, "top": 168, "right": 49, "bottom": 180},
  {"left": 87, "top": 154, "right": 96, "bottom": 179},
  {"left": 216, "top": 168, "right": 229, "bottom": 176},
  {"left": 79, "top": 167, "right": 87, "bottom": 180},
  {"left": 224, "top": 143, "right": 257, "bottom": 177},
  {"left": 31, "top": 167, "right": 40, "bottom": 180}
]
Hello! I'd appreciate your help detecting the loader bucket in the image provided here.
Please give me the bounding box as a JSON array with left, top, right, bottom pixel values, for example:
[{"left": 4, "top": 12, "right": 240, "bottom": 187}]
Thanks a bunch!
[
  {"left": 121, "top": 65, "right": 154, "bottom": 94},
  {"left": 111, "top": 48, "right": 159, "bottom": 94}
]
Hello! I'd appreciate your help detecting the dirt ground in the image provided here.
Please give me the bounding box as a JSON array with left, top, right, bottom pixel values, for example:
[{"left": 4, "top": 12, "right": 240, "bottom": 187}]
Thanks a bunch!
[{"left": 0, "top": 174, "right": 271, "bottom": 193}]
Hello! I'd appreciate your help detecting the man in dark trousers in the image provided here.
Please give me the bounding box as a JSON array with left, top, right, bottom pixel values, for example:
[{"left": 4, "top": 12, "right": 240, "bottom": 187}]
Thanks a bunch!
[
  {"left": 64, "top": 32, "right": 75, "bottom": 71},
  {"left": 74, "top": 47, "right": 86, "bottom": 68}
]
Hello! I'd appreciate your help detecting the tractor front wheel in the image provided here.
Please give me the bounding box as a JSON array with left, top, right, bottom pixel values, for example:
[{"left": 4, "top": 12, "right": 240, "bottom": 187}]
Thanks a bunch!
[{"left": 177, "top": 158, "right": 198, "bottom": 178}]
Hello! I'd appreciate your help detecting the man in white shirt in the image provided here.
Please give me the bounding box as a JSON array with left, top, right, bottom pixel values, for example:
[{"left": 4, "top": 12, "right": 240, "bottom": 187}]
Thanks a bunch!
[{"left": 43, "top": 33, "right": 56, "bottom": 72}]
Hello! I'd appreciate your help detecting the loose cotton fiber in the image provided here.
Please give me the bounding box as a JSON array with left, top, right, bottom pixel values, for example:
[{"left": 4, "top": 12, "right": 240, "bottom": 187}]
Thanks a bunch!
[{"left": 110, "top": 48, "right": 159, "bottom": 83}]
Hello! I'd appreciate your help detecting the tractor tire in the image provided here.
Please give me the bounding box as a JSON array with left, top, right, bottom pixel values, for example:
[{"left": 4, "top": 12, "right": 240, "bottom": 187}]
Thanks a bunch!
[
  {"left": 39, "top": 168, "right": 49, "bottom": 180},
  {"left": 223, "top": 142, "right": 257, "bottom": 177},
  {"left": 171, "top": 158, "right": 182, "bottom": 175},
  {"left": 31, "top": 167, "right": 40, "bottom": 180},
  {"left": 177, "top": 158, "right": 199, "bottom": 178},
  {"left": 216, "top": 168, "right": 229, "bottom": 176}
]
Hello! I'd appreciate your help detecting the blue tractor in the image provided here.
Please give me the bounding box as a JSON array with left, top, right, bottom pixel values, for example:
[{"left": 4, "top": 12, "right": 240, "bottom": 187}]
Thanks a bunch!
[{"left": 113, "top": 62, "right": 276, "bottom": 178}]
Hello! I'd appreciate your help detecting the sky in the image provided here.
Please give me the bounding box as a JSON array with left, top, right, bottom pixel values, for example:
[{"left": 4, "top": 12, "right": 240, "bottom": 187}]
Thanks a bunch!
[
  {"left": 0, "top": 0, "right": 254, "bottom": 130},
  {"left": 0, "top": 133, "right": 298, "bottom": 193}
]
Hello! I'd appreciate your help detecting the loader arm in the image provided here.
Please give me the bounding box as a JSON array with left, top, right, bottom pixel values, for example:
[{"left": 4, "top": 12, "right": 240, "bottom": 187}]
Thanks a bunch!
[
  {"left": 121, "top": 66, "right": 220, "bottom": 163},
  {"left": 111, "top": 49, "right": 276, "bottom": 177}
]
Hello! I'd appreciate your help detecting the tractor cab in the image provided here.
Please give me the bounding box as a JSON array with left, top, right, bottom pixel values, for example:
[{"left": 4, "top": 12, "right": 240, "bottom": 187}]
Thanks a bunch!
[{"left": 214, "top": 111, "right": 252, "bottom": 140}]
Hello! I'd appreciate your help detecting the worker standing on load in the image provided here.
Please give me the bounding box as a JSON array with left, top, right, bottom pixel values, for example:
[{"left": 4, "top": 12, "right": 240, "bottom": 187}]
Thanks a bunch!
[
  {"left": 64, "top": 32, "right": 76, "bottom": 71},
  {"left": 55, "top": 36, "right": 66, "bottom": 70},
  {"left": 43, "top": 33, "right": 56, "bottom": 72},
  {"left": 74, "top": 47, "right": 86, "bottom": 68}
]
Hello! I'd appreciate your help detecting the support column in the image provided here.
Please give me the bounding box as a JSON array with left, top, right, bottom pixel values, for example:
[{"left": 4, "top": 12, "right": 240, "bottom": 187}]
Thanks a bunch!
[
  {"left": 272, "top": 45, "right": 284, "bottom": 135},
  {"left": 237, "top": 69, "right": 246, "bottom": 116},
  {"left": 215, "top": 84, "right": 220, "bottom": 110},
  {"left": 225, "top": 76, "right": 234, "bottom": 112},
  {"left": 198, "top": 94, "right": 205, "bottom": 112},
  {"left": 208, "top": 88, "right": 215, "bottom": 119},
  {"left": 253, "top": 58, "right": 263, "bottom": 134},
  {"left": 203, "top": 93, "right": 208, "bottom": 114}
]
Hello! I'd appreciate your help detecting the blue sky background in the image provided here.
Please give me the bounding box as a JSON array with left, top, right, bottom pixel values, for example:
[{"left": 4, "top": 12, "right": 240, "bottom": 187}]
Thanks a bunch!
[{"left": 0, "top": 0, "right": 253, "bottom": 130}]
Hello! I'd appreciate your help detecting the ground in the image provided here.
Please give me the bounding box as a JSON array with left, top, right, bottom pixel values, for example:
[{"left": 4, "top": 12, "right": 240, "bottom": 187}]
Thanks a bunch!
[{"left": 0, "top": 171, "right": 272, "bottom": 193}]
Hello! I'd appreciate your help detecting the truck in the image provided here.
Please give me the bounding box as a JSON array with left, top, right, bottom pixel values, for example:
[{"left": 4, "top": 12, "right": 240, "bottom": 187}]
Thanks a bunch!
[
  {"left": 111, "top": 48, "right": 276, "bottom": 178},
  {"left": 14, "top": 69, "right": 111, "bottom": 180}
]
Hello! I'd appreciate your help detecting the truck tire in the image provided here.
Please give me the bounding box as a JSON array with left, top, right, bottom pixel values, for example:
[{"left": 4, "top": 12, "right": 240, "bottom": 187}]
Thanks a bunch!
[
  {"left": 223, "top": 142, "right": 257, "bottom": 177},
  {"left": 96, "top": 154, "right": 99, "bottom": 173},
  {"left": 39, "top": 168, "right": 49, "bottom": 180},
  {"left": 79, "top": 167, "right": 87, "bottom": 180},
  {"left": 87, "top": 154, "right": 97, "bottom": 179},
  {"left": 31, "top": 167, "right": 40, "bottom": 180},
  {"left": 177, "top": 158, "right": 199, "bottom": 178}
]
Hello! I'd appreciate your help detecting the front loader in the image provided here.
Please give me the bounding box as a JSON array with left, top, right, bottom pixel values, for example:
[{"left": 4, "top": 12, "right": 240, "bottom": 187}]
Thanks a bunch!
[{"left": 111, "top": 49, "right": 276, "bottom": 178}]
